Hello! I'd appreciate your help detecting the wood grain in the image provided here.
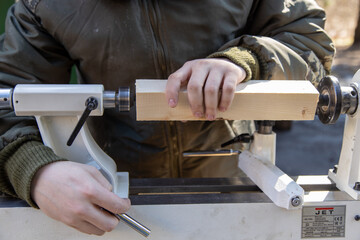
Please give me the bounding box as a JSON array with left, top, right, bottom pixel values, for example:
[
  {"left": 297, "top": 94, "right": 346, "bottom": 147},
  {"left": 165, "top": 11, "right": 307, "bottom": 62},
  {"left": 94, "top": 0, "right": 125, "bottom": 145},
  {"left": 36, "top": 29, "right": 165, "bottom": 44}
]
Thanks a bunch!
[{"left": 136, "top": 80, "right": 319, "bottom": 121}]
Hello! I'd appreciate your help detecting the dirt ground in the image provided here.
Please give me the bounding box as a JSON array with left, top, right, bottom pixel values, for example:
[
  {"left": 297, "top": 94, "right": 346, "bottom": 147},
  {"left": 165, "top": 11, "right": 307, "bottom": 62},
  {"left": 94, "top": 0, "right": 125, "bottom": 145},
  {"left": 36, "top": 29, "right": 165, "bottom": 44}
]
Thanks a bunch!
[
  {"left": 318, "top": 0, "right": 360, "bottom": 81},
  {"left": 276, "top": 1, "right": 360, "bottom": 175},
  {"left": 320, "top": 0, "right": 360, "bottom": 81},
  {"left": 319, "top": 0, "right": 359, "bottom": 46}
]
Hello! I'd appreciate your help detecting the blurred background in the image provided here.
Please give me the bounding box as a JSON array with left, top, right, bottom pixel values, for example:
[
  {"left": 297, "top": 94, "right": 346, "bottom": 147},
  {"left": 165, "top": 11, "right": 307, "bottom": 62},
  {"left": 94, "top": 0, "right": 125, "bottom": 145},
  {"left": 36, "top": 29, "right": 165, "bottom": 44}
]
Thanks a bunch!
[
  {"left": 0, "top": 0, "right": 359, "bottom": 176},
  {"left": 276, "top": 0, "right": 360, "bottom": 175}
]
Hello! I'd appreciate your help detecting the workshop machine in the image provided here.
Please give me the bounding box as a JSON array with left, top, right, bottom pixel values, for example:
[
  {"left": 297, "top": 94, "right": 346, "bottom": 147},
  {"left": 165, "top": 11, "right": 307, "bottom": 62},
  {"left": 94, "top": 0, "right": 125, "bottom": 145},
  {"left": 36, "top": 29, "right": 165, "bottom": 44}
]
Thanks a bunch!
[{"left": 1, "top": 70, "right": 360, "bottom": 239}]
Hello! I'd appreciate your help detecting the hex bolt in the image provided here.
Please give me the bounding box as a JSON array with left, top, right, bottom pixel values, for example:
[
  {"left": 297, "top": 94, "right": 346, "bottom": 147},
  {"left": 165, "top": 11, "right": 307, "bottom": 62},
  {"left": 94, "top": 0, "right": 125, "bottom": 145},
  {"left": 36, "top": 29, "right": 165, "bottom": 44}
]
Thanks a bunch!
[
  {"left": 353, "top": 182, "right": 360, "bottom": 191},
  {"left": 291, "top": 196, "right": 302, "bottom": 207},
  {"left": 355, "top": 215, "right": 360, "bottom": 221}
]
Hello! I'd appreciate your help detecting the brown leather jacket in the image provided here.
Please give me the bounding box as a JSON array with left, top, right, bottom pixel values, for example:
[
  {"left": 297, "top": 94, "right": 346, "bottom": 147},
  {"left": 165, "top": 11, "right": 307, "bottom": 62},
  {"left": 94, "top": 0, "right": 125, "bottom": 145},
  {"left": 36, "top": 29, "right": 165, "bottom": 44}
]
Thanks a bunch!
[{"left": 0, "top": 0, "right": 334, "bottom": 206}]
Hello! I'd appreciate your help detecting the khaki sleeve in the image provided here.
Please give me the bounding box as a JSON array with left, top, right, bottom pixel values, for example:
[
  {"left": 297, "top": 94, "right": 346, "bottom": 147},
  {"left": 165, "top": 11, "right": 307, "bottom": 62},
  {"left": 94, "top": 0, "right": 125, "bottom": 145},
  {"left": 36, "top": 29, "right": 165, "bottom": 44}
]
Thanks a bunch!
[
  {"left": 0, "top": 1, "right": 72, "bottom": 206},
  {"left": 210, "top": 0, "right": 335, "bottom": 86}
]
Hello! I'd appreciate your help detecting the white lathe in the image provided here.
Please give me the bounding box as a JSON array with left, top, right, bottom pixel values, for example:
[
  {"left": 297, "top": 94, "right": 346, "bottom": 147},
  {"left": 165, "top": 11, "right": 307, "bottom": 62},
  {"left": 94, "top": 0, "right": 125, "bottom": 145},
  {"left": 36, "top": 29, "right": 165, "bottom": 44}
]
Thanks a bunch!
[{"left": 0, "top": 71, "right": 360, "bottom": 239}]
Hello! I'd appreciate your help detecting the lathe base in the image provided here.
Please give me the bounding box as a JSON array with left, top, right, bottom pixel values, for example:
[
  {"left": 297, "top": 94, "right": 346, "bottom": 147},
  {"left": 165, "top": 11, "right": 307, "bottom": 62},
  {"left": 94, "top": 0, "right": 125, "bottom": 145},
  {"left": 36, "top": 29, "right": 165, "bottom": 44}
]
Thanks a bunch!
[{"left": 1, "top": 176, "right": 360, "bottom": 240}]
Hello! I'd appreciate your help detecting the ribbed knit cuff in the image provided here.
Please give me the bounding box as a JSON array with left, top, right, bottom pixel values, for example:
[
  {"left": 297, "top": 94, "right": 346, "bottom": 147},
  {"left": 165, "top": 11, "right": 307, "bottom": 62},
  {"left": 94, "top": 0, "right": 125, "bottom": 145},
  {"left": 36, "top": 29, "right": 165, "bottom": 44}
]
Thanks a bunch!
[
  {"left": 208, "top": 46, "right": 260, "bottom": 81},
  {"left": 2, "top": 138, "right": 66, "bottom": 208}
]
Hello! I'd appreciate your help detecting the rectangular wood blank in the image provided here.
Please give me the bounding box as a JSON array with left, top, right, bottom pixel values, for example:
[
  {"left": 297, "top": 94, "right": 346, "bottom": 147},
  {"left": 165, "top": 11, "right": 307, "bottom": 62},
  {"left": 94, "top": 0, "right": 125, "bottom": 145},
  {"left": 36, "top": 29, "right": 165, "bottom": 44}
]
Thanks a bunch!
[{"left": 136, "top": 79, "right": 319, "bottom": 121}]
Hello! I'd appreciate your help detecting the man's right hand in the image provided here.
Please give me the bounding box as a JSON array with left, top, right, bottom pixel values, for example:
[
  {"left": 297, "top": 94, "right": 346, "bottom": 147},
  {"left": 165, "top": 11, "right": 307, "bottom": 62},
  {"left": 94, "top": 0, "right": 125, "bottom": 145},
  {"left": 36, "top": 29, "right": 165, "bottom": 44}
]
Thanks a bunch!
[{"left": 31, "top": 161, "right": 131, "bottom": 236}]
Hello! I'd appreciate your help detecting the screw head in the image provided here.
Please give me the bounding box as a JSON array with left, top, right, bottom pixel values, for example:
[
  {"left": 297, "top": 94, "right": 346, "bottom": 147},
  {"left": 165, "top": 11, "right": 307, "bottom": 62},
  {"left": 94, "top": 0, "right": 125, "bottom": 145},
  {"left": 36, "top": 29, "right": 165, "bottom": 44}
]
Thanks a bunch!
[
  {"left": 291, "top": 196, "right": 302, "bottom": 207},
  {"left": 333, "top": 165, "right": 338, "bottom": 174},
  {"left": 354, "top": 182, "right": 360, "bottom": 191},
  {"left": 355, "top": 215, "right": 360, "bottom": 221}
]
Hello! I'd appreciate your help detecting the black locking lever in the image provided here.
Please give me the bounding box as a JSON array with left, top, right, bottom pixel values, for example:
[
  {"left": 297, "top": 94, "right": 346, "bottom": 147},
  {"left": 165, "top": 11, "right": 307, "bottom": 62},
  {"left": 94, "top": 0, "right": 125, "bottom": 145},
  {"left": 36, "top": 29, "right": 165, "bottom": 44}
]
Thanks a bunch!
[
  {"left": 220, "top": 133, "right": 253, "bottom": 148},
  {"left": 67, "top": 97, "right": 98, "bottom": 146}
]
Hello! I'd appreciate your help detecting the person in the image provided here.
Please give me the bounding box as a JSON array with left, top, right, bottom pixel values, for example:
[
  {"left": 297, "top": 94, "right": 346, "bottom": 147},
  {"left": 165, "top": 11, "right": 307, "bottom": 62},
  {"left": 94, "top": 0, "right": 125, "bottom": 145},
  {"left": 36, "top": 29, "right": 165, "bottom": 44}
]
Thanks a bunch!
[{"left": 0, "top": 0, "right": 334, "bottom": 236}]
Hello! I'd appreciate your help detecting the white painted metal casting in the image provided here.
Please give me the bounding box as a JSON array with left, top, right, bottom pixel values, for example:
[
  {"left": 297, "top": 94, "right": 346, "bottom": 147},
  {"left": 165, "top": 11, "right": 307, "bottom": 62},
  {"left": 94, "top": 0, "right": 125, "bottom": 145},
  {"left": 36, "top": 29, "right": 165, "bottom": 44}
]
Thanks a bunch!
[
  {"left": 328, "top": 69, "right": 360, "bottom": 200},
  {"left": 239, "top": 131, "right": 304, "bottom": 210}
]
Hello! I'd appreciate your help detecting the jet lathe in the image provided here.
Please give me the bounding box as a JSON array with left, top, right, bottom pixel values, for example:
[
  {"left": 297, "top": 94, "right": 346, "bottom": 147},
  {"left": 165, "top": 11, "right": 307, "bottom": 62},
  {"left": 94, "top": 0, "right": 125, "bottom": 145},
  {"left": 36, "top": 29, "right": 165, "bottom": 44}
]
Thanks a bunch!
[{"left": 1, "top": 71, "right": 360, "bottom": 239}]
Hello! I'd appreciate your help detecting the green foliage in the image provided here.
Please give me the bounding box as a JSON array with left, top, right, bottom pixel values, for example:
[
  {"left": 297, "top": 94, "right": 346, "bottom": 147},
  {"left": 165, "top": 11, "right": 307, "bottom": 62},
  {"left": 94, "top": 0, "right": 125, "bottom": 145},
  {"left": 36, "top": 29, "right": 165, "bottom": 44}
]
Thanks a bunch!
[
  {"left": 70, "top": 67, "right": 78, "bottom": 84},
  {"left": 0, "top": 0, "right": 14, "bottom": 34}
]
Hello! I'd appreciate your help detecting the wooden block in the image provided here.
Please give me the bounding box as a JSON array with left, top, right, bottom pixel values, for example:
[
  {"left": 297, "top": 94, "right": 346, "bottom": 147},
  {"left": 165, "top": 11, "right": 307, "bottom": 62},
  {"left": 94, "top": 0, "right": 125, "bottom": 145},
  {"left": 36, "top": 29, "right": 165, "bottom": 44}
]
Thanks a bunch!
[{"left": 136, "top": 80, "right": 319, "bottom": 121}]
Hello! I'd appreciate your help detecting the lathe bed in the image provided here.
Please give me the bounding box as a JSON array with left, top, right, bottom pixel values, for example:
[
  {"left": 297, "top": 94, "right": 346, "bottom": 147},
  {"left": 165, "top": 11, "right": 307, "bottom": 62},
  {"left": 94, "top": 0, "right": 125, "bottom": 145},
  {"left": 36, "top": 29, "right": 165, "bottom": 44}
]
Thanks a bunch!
[{"left": 1, "top": 176, "right": 359, "bottom": 240}]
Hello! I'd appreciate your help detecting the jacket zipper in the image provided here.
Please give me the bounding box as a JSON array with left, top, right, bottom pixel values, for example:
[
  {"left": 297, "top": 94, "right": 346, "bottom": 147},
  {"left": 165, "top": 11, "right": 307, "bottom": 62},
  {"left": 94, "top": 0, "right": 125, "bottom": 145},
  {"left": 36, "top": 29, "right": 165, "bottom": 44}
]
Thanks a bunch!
[
  {"left": 146, "top": 0, "right": 180, "bottom": 177},
  {"left": 168, "top": 121, "right": 181, "bottom": 178},
  {"left": 147, "top": 0, "right": 168, "bottom": 78}
]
